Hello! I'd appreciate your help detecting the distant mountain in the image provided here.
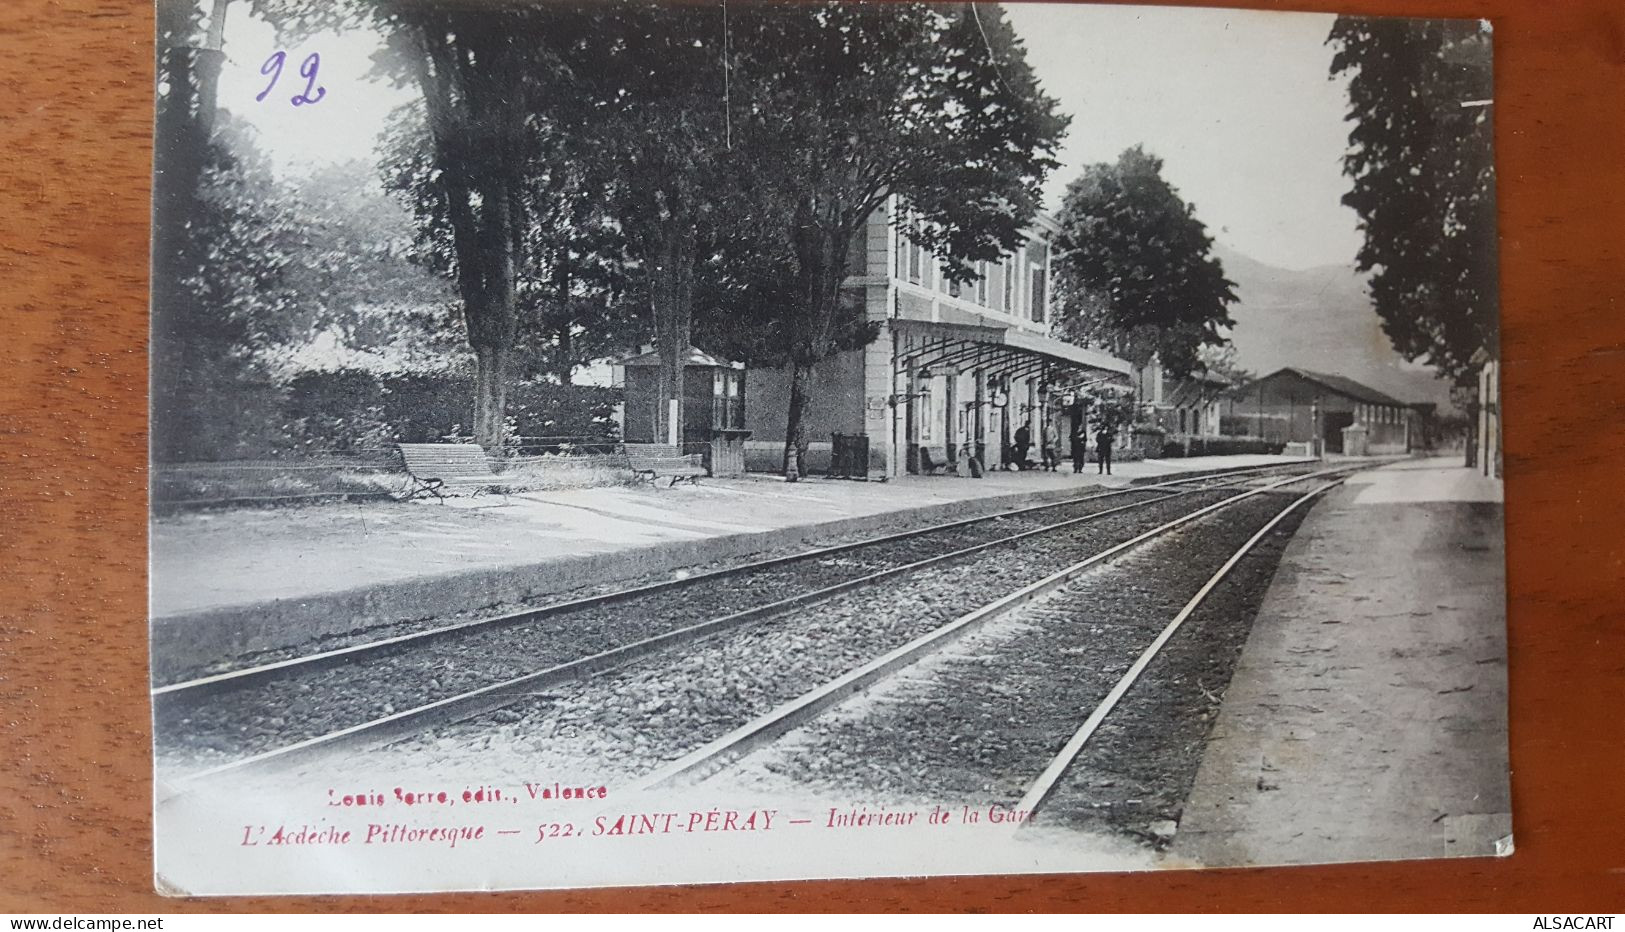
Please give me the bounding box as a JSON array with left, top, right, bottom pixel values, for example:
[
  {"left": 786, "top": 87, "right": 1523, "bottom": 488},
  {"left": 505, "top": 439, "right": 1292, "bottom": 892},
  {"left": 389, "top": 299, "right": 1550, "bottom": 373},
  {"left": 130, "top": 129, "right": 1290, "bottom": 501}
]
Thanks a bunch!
[{"left": 1211, "top": 243, "right": 1456, "bottom": 411}]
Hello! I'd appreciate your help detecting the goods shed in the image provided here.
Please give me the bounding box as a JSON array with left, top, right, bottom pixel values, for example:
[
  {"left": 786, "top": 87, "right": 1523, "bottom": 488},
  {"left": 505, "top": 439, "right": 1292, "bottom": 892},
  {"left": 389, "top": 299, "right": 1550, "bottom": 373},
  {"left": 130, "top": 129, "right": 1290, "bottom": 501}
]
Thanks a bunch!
[{"left": 1228, "top": 367, "right": 1419, "bottom": 455}]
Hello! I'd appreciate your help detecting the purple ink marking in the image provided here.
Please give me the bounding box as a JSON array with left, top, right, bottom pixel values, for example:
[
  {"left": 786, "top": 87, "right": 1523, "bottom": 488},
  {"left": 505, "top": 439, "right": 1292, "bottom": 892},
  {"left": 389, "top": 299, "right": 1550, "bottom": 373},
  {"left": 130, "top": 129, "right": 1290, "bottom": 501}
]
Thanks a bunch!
[
  {"left": 291, "top": 52, "right": 326, "bottom": 107},
  {"left": 255, "top": 50, "right": 286, "bottom": 103}
]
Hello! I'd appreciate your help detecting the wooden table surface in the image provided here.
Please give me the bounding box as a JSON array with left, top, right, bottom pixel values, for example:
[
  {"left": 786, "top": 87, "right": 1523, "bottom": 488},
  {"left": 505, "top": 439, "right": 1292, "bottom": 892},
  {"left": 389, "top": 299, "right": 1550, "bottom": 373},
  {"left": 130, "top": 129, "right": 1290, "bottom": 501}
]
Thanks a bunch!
[{"left": 3, "top": 0, "right": 1622, "bottom": 913}]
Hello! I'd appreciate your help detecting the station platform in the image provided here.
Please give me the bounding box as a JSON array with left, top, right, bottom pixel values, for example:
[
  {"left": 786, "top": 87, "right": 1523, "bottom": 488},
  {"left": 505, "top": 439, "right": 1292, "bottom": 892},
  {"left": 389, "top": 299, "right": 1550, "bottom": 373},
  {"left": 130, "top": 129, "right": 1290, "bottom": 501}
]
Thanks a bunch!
[
  {"left": 148, "top": 453, "right": 1298, "bottom": 677},
  {"left": 1170, "top": 457, "right": 1510, "bottom": 867}
]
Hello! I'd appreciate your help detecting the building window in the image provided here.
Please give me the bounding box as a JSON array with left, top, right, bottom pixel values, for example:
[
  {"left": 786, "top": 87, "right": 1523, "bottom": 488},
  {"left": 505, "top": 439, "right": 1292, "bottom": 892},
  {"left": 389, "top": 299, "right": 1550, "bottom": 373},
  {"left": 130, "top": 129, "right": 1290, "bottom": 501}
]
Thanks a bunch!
[
  {"left": 1001, "top": 258, "right": 1014, "bottom": 311},
  {"left": 1011, "top": 249, "right": 1026, "bottom": 314},
  {"left": 1030, "top": 265, "right": 1047, "bottom": 323},
  {"left": 1179, "top": 409, "right": 1187, "bottom": 434},
  {"left": 976, "top": 262, "right": 988, "bottom": 306}
]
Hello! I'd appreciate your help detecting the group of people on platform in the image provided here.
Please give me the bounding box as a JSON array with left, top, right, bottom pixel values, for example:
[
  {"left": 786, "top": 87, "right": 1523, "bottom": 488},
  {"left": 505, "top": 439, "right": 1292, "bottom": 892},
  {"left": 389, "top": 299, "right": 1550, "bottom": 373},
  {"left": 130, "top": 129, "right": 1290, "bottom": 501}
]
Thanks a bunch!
[{"left": 1010, "top": 422, "right": 1116, "bottom": 476}]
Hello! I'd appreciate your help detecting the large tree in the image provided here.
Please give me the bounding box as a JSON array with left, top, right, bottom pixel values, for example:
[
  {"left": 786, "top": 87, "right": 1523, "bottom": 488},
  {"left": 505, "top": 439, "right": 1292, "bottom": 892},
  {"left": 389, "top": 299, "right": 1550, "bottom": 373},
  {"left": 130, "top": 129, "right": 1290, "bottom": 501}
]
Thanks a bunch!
[
  {"left": 153, "top": 0, "right": 232, "bottom": 460},
  {"left": 1052, "top": 146, "right": 1236, "bottom": 379},
  {"left": 372, "top": 1, "right": 736, "bottom": 444},
  {"left": 726, "top": 2, "right": 1068, "bottom": 478},
  {"left": 546, "top": 1, "right": 738, "bottom": 446},
  {"left": 378, "top": 80, "right": 637, "bottom": 389},
  {"left": 152, "top": 115, "right": 302, "bottom": 461},
  {"left": 1327, "top": 16, "right": 1496, "bottom": 383},
  {"left": 253, "top": 1, "right": 586, "bottom": 450}
]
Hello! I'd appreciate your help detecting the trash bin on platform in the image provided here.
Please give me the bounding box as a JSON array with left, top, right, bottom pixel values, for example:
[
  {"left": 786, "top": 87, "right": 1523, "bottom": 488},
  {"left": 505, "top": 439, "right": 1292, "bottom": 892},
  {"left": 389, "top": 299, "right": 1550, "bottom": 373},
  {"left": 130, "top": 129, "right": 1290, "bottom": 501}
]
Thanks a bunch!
[{"left": 830, "top": 433, "right": 870, "bottom": 480}]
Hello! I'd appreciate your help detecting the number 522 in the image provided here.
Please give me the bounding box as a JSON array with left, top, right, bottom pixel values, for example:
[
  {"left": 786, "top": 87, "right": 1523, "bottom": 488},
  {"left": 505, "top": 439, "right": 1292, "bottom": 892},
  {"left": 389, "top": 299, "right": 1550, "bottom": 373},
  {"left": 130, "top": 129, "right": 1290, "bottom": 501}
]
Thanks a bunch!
[{"left": 257, "top": 50, "right": 326, "bottom": 107}]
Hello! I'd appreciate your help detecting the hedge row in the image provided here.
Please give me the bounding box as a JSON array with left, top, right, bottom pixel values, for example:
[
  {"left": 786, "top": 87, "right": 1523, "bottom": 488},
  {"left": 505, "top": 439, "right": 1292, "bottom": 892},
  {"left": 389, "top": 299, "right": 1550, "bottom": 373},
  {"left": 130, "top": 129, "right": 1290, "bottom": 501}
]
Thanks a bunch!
[
  {"left": 1158, "top": 437, "right": 1287, "bottom": 458},
  {"left": 157, "top": 369, "right": 623, "bottom": 462}
]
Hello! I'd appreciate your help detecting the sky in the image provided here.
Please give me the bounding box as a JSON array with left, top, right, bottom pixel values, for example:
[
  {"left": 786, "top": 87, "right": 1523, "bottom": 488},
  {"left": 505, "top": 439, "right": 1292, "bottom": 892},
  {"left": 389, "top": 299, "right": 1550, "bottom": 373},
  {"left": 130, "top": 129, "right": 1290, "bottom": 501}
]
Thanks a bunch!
[
  {"left": 212, "top": 1, "right": 1365, "bottom": 272},
  {"left": 1002, "top": 3, "right": 1363, "bottom": 271}
]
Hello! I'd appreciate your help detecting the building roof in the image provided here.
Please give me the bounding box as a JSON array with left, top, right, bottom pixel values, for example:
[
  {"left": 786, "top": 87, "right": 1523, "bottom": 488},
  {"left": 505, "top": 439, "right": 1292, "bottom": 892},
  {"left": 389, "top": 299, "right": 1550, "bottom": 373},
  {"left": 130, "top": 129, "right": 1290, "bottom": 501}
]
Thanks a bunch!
[
  {"left": 615, "top": 346, "right": 743, "bottom": 369},
  {"left": 1259, "top": 367, "right": 1413, "bottom": 407},
  {"left": 1165, "top": 379, "right": 1218, "bottom": 408}
]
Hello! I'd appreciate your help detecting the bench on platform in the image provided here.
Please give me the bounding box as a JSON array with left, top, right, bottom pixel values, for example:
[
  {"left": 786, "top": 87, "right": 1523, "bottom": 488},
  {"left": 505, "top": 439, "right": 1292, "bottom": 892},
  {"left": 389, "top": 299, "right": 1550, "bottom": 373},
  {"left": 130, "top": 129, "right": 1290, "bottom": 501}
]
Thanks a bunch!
[
  {"left": 916, "top": 446, "right": 949, "bottom": 476},
  {"left": 397, "top": 443, "right": 506, "bottom": 501},
  {"left": 625, "top": 443, "right": 707, "bottom": 487}
]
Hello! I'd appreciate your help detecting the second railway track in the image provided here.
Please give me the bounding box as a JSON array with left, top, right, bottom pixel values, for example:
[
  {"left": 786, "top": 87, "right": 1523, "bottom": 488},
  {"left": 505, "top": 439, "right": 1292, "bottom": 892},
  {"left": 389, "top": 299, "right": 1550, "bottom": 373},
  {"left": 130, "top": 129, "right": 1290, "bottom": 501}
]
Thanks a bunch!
[{"left": 627, "top": 475, "right": 1347, "bottom": 847}]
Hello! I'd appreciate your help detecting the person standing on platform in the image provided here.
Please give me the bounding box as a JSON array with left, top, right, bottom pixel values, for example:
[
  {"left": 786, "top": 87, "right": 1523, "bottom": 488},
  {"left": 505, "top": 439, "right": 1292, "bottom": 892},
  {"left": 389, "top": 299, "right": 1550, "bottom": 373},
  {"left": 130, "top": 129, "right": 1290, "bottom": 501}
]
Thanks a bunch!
[
  {"left": 1070, "top": 422, "right": 1087, "bottom": 473},
  {"left": 1013, "top": 424, "right": 1032, "bottom": 470},
  {"left": 1096, "top": 426, "right": 1116, "bottom": 475},
  {"left": 1042, "top": 422, "right": 1059, "bottom": 471}
]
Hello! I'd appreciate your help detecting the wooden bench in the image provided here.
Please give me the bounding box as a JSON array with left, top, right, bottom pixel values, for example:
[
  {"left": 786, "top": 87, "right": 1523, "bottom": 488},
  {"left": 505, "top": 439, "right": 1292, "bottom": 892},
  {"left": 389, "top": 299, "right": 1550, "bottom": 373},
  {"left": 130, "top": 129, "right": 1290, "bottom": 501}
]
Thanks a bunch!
[
  {"left": 397, "top": 443, "right": 506, "bottom": 501},
  {"left": 624, "top": 443, "right": 707, "bottom": 487}
]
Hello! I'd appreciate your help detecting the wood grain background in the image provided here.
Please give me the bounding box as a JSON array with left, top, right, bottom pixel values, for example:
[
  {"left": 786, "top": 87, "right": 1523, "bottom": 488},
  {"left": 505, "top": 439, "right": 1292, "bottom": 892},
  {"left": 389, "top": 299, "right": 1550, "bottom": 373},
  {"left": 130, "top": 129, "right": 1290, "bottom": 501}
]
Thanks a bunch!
[{"left": 3, "top": 0, "right": 1621, "bottom": 913}]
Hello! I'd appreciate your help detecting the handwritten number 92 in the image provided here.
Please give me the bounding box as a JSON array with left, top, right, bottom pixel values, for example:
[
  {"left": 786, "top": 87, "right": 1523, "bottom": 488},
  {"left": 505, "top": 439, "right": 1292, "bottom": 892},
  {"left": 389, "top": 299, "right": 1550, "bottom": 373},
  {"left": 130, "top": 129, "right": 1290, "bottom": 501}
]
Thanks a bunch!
[{"left": 257, "top": 50, "right": 326, "bottom": 107}]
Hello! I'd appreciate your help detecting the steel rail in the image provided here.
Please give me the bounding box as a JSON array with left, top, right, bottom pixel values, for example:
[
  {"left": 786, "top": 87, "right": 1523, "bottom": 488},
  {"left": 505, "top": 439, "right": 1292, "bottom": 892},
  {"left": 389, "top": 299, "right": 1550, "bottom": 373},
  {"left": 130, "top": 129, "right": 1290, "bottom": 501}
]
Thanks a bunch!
[
  {"left": 623, "top": 464, "right": 1361, "bottom": 793},
  {"left": 153, "top": 458, "right": 1320, "bottom": 698},
  {"left": 164, "top": 462, "right": 1333, "bottom": 788},
  {"left": 1012, "top": 477, "right": 1349, "bottom": 819}
]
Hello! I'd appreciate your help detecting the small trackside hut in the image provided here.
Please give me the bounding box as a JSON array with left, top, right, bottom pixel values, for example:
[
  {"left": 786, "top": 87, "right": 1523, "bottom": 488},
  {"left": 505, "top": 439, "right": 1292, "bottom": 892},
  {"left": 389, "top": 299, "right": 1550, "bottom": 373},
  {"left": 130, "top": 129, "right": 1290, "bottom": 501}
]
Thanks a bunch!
[{"left": 614, "top": 346, "right": 751, "bottom": 478}]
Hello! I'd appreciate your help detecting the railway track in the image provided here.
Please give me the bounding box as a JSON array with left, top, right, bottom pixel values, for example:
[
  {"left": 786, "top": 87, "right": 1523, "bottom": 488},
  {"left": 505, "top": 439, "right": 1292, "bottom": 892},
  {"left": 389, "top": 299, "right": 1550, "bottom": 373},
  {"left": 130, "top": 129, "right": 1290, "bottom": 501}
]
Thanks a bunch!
[
  {"left": 1011, "top": 481, "right": 1341, "bottom": 824},
  {"left": 157, "top": 459, "right": 1314, "bottom": 694},
  {"left": 157, "top": 459, "right": 1357, "bottom": 792},
  {"left": 621, "top": 467, "right": 1354, "bottom": 795}
]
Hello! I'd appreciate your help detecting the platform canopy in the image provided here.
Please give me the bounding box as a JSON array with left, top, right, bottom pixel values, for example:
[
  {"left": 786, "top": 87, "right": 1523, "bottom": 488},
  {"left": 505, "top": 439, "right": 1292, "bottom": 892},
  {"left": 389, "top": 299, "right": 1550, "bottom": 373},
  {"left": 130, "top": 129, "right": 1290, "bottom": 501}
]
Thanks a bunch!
[{"left": 890, "top": 318, "right": 1133, "bottom": 389}]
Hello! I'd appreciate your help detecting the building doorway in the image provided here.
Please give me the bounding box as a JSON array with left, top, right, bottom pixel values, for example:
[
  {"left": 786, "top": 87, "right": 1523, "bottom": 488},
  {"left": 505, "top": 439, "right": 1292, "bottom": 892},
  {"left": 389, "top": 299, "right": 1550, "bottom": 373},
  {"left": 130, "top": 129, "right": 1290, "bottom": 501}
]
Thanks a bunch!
[{"left": 1323, "top": 411, "right": 1354, "bottom": 454}]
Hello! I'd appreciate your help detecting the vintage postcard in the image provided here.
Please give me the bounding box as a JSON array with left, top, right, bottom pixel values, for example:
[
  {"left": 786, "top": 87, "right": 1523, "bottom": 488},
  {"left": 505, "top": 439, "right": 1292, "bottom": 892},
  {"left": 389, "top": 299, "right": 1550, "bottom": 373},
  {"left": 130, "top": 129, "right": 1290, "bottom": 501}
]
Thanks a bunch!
[{"left": 150, "top": 0, "right": 1507, "bottom": 894}]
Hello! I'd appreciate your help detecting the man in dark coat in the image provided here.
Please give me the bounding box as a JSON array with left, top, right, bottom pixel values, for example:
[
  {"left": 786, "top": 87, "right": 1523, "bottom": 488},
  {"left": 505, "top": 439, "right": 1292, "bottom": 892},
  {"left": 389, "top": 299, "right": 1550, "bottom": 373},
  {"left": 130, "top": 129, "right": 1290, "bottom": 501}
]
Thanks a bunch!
[
  {"left": 1013, "top": 424, "right": 1032, "bottom": 470},
  {"left": 1070, "top": 423, "right": 1087, "bottom": 473},
  {"left": 1096, "top": 426, "right": 1116, "bottom": 475}
]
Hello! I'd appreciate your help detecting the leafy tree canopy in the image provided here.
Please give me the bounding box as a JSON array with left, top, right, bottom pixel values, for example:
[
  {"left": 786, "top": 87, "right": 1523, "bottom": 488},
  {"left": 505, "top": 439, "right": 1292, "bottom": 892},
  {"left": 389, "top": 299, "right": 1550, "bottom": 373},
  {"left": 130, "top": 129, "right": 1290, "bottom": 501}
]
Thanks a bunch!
[
  {"left": 1052, "top": 145, "right": 1236, "bottom": 379},
  {"left": 1328, "top": 16, "right": 1496, "bottom": 383},
  {"left": 718, "top": 1, "right": 1067, "bottom": 475}
]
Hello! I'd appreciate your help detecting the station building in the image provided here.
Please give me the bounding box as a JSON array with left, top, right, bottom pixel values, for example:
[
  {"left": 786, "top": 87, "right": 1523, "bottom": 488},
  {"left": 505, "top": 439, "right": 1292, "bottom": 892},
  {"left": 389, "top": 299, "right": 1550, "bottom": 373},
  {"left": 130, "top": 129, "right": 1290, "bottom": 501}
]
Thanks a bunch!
[
  {"left": 742, "top": 196, "right": 1134, "bottom": 477},
  {"left": 1226, "top": 367, "right": 1422, "bottom": 455},
  {"left": 1131, "top": 357, "right": 1232, "bottom": 440}
]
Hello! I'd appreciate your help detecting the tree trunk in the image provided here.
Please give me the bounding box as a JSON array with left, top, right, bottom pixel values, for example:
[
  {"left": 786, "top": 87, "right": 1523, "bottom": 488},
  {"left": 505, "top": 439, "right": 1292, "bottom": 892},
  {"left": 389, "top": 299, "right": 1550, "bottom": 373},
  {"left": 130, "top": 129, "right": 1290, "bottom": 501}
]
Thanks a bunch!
[
  {"left": 152, "top": 21, "right": 227, "bottom": 462},
  {"left": 410, "top": 20, "right": 521, "bottom": 454},
  {"left": 473, "top": 343, "right": 509, "bottom": 450},
  {"left": 649, "top": 222, "right": 694, "bottom": 448},
  {"left": 461, "top": 181, "right": 517, "bottom": 451},
  {"left": 783, "top": 200, "right": 849, "bottom": 480},
  {"left": 783, "top": 362, "right": 813, "bottom": 481}
]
